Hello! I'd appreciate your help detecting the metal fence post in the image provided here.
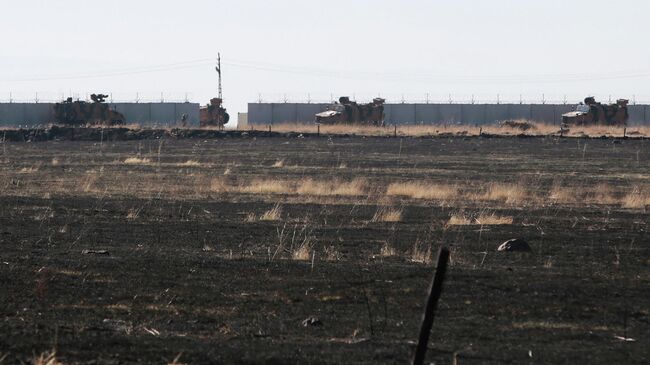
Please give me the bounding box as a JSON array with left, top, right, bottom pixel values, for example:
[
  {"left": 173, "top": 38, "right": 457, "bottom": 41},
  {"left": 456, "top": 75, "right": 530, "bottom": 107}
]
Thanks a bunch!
[{"left": 412, "top": 247, "right": 450, "bottom": 365}]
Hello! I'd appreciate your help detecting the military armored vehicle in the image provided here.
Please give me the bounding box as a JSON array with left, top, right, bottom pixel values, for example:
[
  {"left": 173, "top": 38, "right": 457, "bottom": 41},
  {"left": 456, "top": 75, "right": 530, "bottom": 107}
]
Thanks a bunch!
[
  {"left": 315, "top": 96, "right": 385, "bottom": 126},
  {"left": 53, "top": 94, "right": 125, "bottom": 126},
  {"left": 562, "top": 97, "right": 629, "bottom": 126},
  {"left": 199, "top": 98, "right": 230, "bottom": 128},
  {"left": 199, "top": 53, "right": 230, "bottom": 128}
]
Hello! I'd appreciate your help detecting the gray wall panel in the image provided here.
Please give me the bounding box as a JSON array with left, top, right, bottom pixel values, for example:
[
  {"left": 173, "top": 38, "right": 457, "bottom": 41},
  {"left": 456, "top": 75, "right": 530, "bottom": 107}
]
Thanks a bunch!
[
  {"left": 248, "top": 103, "right": 273, "bottom": 125},
  {"left": 296, "top": 104, "right": 327, "bottom": 122},
  {"left": 149, "top": 103, "right": 176, "bottom": 124},
  {"left": 22, "top": 103, "right": 52, "bottom": 125},
  {"left": 531, "top": 105, "right": 557, "bottom": 125},
  {"left": 111, "top": 103, "right": 150, "bottom": 124},
  {"left": 485, "top": 104, "right": 511, "bottom": 123},
  {"left": 507, "top": 104, "right": 533, "bottom": 121},
  {"left": 415, "top": 104, "right": 438, "bottom": 124},
  {"left": 271, "top": 104, "right": 298, "bottom": 124},
  {"left": 628, "top": 105, "right": 646, "bottom": 125},
  {"left": 391, "top": 104, "right": 416, "bottom": 124},
  {"left": 460, "top": 104, "right": 485, "bottom": 124},
  {"left": 438, "top": 104, "right": 463, "bottom": 123}
]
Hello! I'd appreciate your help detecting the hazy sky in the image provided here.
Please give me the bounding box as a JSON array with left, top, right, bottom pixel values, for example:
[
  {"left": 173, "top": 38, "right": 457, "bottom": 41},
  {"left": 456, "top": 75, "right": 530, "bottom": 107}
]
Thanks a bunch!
[{"left": 2, "top": 0, "right": 650, "bottom": 119}]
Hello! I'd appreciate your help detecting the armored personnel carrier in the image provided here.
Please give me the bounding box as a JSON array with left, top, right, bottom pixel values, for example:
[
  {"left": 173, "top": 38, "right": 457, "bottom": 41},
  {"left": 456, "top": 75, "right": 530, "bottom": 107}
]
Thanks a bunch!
[
  {"left": 315, "top": 96, "right": 385, "bottom": 126},
  {"left": 562, "top": 97, "right": 628, "bottom": 126},
  {"left": 53, "top": 94, "right": 125, "bottom": 126},
  {"left": 199, "top": 98, "right": 230, "bottom": 128}
]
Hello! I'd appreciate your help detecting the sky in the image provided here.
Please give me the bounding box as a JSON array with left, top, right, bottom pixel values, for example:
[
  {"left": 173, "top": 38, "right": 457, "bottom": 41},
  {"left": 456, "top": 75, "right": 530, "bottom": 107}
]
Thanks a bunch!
[{"left": 2, "top": 0, "right": 650, "bottom": 123}]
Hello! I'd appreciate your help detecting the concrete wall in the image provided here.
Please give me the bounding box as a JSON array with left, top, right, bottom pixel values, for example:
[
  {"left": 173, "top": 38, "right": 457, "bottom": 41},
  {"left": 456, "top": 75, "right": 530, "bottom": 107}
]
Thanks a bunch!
[
  {"left": 0, "top": 102, "right": 200, "bottom": 127},
  {"left": 248, "top": 102, "right": 650, "bottom": 126}
]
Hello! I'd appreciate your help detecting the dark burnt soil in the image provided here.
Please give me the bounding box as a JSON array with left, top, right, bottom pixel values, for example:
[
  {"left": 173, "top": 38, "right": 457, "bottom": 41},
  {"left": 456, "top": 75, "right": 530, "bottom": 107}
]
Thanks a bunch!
[{"left": 0, "top": 137, "right": 649, "bottom": 364}]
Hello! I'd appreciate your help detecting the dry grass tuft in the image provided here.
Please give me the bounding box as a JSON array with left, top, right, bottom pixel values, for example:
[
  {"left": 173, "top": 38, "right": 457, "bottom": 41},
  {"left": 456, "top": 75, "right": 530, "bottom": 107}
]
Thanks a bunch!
[
  {"left": 410, "top": 241, "right": 432, "bottom": 264},
  {"left": 449, "top": 211, "right": 513, "bottom": 225},
  {"left": 260, "top": 204, "right": 282, "bottom": 221},
  {"left": 272, "top": 159, "right": 284, "bottom": 168},
  {"left": 621, "top": 186, "right": 650, "bottom": 209},
  {"left": 123, "top": 157, "right": 152, "bottom": 165},
  {"left": 549, "top": 185, "right": 578, "bottom": 204},
  {"left": 32, "top": 351, "right": 64, "bottom": 365},
  {"left": 126, "top": 208, "right": 140, "bottom": 220},
  {"left": 292, "top": 243, "right": 312, "bottom": 261},
  {"left": 372, "top": 207, "right": 403, "bottom": 222},
  {"left": 447, "top": 214, "right": 472, "bottom": 225},
  {"left": 588, "top": 183, "right": 618, "bottom": 205},
  {"left": 51, "top": 158, "right": 60, "bottom": 166},
  {"left": 19, "top": 166, "right": 39, "bottom": 173},
  {"left": 223, "top": 167, "right": 232, "bottom": 175},
  {"left": 481, "top": 183, "right": 528, "bottom": 204},
  {"left": 386, "top": 182, "right": 459, "bottom": 200},
  {"left": 178, "top": 160, "right": 201, "bottom": 167},
  {"left": 210, "top": 178, "right": 228, "bottom": 192},
  {"left": 244, "top": 212, "right": 257, "bottom": 222},
  {"left": 240, "top": 179, "right": 292, "bottom": 194},
  {"left": 380, "top": 241, "right": 397, "bottom": 257},
  {"left": 297, "top": 178, "right": 367, "bottom": 196},
  {"left": 475, "top": 212, "right": 514, "bottom": 225}
]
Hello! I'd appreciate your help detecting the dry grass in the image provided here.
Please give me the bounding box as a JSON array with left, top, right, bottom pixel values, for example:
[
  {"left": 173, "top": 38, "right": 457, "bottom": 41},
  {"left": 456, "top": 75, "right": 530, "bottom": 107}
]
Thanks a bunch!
[
  {"left": 448, "top": 211, "right": 513, "bottom": 225},
  {"left": 380, "top": 241, "right": 397, "bottom": 257},
  {"left": 177, "top": 160, "right": 201, "bottom": 167},
  {"left": 386, "top": 181, "right": 459, "bottom": 200},
  {"left": 262, "top": 122, "right": 649, "bottom": 138},
  {"left": 480, "top": 183, "right": 528, "bottom": 204},
  {"left": 271, "top": 159, "right": 284, "bottom": 168},
  {"left": 297, "top": 178, "right": 367, "bottom": 196},
  {"left": 292, "top": 243, "right": 312, "bottom": 261},
  {"left": 244, "top": 212, "right": 257, "bottom": 222},
  {"left": 260, "top": 204, "right": 282, "bottom": 221},
  {"left": 475, "top": 212, "right": 514, "bottom": 225},
  {"left": 210, "top": 177, "right": 228, "bottom": 192},
  {"left": 447, "top": 214, "right": 472, "bottom": 225},
  {"left": 32, "top": 351, "right": 65, "bottom": 365},
  {"left": 240, "top": 179, "right": 292, "bottom": 194},
  {"left": 410, "top": 241, "right": 432, "bottom": 264},
  {"left": 123, "top": 157, "right": 152, "bottom": 165},
  {"left": 549, "top": 184, "right": 578, "bottom": 204},
  {"left": 323, "top": 245, "right": 341, "bottom": 261},
  {"left": 371, "top": 207, "right": 403, "bottom": 222},
  {"left": 621, "top": 186, "right": 650, "bottom": 209},
  {"left": 587, "top": 183, "right": 619, "bottom": 205},
  {"left": 126, "top": 208, "right": 140, "bottom": 220}
]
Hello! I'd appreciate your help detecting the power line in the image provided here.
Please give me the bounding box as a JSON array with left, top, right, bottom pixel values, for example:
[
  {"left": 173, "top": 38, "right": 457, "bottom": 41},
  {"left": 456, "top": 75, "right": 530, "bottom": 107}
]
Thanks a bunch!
[{"left": 4, "top": 55, "right": 650, "bottom": 84}]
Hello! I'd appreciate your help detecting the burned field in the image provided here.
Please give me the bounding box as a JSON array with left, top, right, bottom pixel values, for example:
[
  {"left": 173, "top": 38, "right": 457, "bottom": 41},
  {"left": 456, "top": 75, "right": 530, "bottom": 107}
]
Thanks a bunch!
[{"left": 1, "top": 134, "right": 649, "bottom": 364}]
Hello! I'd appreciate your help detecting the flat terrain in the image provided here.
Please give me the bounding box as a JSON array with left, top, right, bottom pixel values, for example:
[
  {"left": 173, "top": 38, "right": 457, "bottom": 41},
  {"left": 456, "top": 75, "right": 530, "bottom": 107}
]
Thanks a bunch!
[{"left": 1, "top": 133, "right": 649, "bottom": 364}]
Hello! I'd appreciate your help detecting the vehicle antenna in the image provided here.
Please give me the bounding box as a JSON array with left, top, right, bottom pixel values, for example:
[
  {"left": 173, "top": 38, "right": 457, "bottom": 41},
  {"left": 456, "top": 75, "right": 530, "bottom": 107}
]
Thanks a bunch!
[{"left": 216, "top": 53, "right": 223, "bottom": 100}]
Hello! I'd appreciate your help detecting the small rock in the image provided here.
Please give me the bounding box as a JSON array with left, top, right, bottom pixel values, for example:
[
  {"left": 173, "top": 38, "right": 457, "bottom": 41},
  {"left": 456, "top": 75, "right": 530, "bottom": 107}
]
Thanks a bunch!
[
  {"left": 497, "top": 239, "right": 531, "bottom": 252},
  {"left": 82, "top": 249, "right": 110, "bottom": 256},
  {"left": 302, "top": 316, "right": 323, "bottom": 327},
  {"left": 102, "top": 319, "right": 133, "bottom": 334}
]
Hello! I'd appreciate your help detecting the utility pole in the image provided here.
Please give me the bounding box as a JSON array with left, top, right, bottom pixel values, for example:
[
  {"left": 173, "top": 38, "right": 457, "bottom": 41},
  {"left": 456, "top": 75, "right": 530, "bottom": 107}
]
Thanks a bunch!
[{"left": 216, "top": 53, "right": 223, "bottom": 100}]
